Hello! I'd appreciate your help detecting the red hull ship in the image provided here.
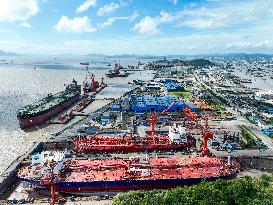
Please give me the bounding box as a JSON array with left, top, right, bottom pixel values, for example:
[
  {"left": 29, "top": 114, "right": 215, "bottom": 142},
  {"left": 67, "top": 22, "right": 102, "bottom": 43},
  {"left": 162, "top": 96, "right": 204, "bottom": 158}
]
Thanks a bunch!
[
  {"left": 18, "top": 153, "right": 237, "bottom": 195},
  {"left": 73, "top": 135, "right": 195, "bottom": 153},
  {"left": 17, "top": 80, "right": 81, "bottom": 128},
  {"left": 73, "top": 124, "right": 195, "bottom": 153}
]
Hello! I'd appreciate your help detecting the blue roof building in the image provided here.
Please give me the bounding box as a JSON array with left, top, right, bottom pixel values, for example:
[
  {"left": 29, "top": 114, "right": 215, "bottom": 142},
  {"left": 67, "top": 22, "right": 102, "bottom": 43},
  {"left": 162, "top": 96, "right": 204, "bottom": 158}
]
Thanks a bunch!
[{"left": 163, "top": 79, "right": 184, "bottom": 92}]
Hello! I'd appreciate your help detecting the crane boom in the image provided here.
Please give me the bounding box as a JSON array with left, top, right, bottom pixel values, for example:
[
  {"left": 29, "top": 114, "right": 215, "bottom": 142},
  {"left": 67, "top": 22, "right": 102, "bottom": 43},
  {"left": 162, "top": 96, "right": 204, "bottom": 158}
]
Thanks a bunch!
[{"left": 161, "top": 101, "right": 176, "bottom": 115}]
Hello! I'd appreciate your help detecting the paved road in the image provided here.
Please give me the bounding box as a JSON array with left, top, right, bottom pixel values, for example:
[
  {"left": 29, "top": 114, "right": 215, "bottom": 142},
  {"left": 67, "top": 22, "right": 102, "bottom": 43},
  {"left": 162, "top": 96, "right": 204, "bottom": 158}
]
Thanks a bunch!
[{"left": 195, "top": 75, "right": 273, "bottom": 155}]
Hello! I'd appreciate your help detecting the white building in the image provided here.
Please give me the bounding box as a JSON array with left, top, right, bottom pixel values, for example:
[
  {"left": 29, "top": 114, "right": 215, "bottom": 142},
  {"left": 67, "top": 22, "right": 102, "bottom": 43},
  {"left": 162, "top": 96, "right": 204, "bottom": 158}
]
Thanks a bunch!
[{"left": 168, "top": 124, "right": 188, "bottom": 143}]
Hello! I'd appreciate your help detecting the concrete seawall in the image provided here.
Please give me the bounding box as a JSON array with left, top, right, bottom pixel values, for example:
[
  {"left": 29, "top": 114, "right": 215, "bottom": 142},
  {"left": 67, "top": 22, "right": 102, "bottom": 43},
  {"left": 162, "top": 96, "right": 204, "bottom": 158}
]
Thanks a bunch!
[
  {"left": 0, "top": 141, "right": 43, "bottom": 200},
  {"left": 239, "top": 156, "right": 273, "bottom": 170}
]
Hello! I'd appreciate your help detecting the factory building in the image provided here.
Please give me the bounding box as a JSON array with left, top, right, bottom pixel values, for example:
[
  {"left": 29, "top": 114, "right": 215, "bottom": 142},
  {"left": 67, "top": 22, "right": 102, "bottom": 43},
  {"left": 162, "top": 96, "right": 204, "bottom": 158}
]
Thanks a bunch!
[
  {"left": 130, "top": 95, "right": 192, "bottom": 112},
  {"left": 162, "top": 79, "right": 184, "bottom": 92}
]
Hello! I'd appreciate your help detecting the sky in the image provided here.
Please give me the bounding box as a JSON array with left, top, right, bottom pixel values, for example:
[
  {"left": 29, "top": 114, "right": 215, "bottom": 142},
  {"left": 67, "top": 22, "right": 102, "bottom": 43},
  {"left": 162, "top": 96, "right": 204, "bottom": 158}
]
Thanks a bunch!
[{"left": 0, "top": 0, "right": 273, "bottom": 55}]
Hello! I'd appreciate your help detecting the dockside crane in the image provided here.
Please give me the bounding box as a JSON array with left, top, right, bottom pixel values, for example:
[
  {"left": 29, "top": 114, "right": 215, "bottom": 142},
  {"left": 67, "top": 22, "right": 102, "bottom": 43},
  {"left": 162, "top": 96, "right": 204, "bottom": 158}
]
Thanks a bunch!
[
  {"left": 201, "top": 118, "right": 213, "bottom": 156},
  {"left": 147, "top": 101, "right": 176, "bottom": 136}
]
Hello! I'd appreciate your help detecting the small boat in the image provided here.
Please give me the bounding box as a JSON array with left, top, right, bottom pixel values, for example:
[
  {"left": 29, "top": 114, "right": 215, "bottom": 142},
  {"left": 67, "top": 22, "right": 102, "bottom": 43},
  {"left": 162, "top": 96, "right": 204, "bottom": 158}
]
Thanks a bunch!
[{"left": 80, "top": 62, "right": 89, "bottom": 66}]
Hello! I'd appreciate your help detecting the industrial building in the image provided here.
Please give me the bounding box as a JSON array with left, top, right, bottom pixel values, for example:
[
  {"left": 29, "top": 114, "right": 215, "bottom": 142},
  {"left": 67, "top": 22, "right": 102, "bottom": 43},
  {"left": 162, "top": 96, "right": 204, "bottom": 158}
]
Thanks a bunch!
[
  {"left": 162, "top": 79, "right": 184, "bottom": 92},
  {"left": 110, "top": 94, "right": 198, "bottom": 113}
]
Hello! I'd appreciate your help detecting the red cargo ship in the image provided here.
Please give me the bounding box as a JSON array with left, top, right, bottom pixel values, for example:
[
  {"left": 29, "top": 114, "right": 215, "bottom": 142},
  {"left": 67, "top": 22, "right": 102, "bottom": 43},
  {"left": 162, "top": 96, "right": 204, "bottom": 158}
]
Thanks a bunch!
[
  {"left": 73, "top": 124, "right": 195, "bottom": 153},
  {"left": 18, "top": 154, "right": 237, "bottom": 194},
  {"left": 73, "top": 134, "right": 195, "bottom": 153},
  {"left": 17, "top": 80, "right": 81, "bottom": 128}
]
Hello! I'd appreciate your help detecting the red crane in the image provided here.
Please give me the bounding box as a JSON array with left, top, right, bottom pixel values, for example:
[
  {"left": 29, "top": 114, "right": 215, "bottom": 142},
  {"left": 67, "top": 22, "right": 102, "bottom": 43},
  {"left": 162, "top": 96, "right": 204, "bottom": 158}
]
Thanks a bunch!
[
  {"left": 40, "top": 163, "right": 57, "bottom": 205},
  {"left": 201, "top": 118, "right": 213, "bottom": 156},
  {"left": 147, "top": 101, "right": 176, "bottom": 136},
  {"left": 90, "top": 73, "right": 97, "bottom": 92},
  {"left": 147, "top": 111, "right": 157, "bottom": 136},
  {"left": 182, "top": 106, "right": 199, "bottom": 134},
  {"left": 161, "top": 101, "right": 176, "bottom": 115},
  {"left": 182, "top": 106, "right": 213, "bottom": 155}
]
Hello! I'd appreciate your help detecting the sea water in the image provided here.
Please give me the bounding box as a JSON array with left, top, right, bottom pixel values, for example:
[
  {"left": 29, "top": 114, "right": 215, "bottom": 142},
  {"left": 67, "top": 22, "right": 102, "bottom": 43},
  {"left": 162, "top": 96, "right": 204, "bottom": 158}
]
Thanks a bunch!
[{"left": 0, "top": 56, "right": 154, "bottom": 174}]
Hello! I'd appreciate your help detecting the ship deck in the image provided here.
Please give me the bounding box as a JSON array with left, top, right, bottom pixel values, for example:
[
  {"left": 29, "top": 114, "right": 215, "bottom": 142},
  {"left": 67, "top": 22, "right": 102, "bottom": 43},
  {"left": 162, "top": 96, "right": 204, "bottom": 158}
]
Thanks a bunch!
[{"left": 64, "top": 157, "right": 230, "bottom": 182}]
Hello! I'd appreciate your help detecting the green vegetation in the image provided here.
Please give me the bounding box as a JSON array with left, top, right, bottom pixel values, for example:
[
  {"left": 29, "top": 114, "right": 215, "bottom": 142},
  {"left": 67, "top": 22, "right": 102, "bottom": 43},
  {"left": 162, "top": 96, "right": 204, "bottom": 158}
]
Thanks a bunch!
[
  {"left": 244, "top": 112, "right": 258, "bottom": 125},
  {"left": 208, "top": 101, "right": 224, "bottom": 111},
  {"left": 113, "top": 175, "right": 273, "bottom": 205},
  {"left": 238, "top": 125, "right": 266, "bottom": 149},
  {"left": 170, "top": 91, "right": 192, "bottom": 100},
  {"left": 186, "top": 59, "right": 215, "bottom": 67},
  {"left": 267, "top": 117, "right": 273, "bottom": 125}
]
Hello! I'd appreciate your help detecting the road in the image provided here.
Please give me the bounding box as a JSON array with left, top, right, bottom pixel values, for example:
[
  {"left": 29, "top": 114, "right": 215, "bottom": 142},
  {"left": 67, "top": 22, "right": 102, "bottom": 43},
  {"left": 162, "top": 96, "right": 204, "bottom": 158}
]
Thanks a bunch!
[{"left": 194, "top": 74, "right": 273, "bottom": 154}]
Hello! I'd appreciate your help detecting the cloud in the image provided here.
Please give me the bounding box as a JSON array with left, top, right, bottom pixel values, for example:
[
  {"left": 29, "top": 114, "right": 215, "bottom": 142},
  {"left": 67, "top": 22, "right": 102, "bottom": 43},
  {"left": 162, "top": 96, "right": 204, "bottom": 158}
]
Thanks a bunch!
[
  {"left": 176, "top": 0, "right": 273, "bottom": 29},
  {"left": 97, "top": 2, "right": 120, "bottom": 16},
  {"left": 129, "top": 11, "right": 139, "bottom": 22},
  {"left": 133, "top": 11, "right": 177, "bottom": 34},
  {"left": 53, "top": 16, "right": 96, "bottom": 33},
  {"left": 134, "top": 0, "right": 273, "bottom": 34},
  {"left": 3, "top": 27, "right": 273, "bottom": 55},
  {"left": 76, "top": 0, "right": 96, "bottom": 13},
  {"left": 98, "top": 11, "right": 139, "bottom": 28},
  {"left": 19, "top": 22, "right": 31, "bottom": 28},
  {"left": 0, "top": 0, "right": 39, "bottom": 22},
  {"left": 133, "top": 17, "right": 160, "bottom": 34},
  {"left": 98, "top": 17, "right": 127, "bottom": 28}
]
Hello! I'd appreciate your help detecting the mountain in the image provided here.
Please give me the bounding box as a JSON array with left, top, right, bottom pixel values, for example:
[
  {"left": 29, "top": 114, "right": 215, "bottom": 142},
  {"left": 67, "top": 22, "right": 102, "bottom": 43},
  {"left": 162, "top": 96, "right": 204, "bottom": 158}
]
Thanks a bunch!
[{"left": 0, "top": 50, "right": 19, "bottom": 56}]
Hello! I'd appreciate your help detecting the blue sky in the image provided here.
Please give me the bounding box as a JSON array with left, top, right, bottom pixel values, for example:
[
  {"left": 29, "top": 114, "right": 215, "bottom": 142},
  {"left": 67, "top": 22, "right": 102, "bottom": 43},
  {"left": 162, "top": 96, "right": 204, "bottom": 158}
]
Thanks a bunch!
[{"left": 0, "top": 0, "right": 273, "bottom": 55}]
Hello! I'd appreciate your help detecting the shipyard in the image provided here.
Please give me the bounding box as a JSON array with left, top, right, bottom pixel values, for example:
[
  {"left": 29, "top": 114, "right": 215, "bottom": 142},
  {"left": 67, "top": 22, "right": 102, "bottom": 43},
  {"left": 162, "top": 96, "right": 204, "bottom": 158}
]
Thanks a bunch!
[
  {"left": 1, "top": 0, "right": 273, "bottom": 204},
  {"left": 0, "top": 55, "right": 273, "bottom": 205}
]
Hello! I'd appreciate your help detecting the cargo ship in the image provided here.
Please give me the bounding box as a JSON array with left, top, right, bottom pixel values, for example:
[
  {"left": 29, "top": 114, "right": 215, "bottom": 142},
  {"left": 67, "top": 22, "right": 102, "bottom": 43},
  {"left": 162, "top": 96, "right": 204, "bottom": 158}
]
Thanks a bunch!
[
  {"left": 105, "top": 63, "right": 128, "bottom": 78},
  {"left": 73, "top": 124, "right": 195, "bottom": 153},
  {"left": 17, "top": 80, "right": 81, "bottom": 128},
  {"left": 17, "top": 151, "right": 237, "bottom": 194}
]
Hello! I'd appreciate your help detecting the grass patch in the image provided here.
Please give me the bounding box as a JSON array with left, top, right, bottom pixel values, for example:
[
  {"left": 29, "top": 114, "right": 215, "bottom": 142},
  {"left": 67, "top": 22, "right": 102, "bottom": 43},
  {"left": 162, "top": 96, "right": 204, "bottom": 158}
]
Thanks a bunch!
[
  {"left": 169, "top": 91, "right": 192, "bottom": 100},
  {"left": 208, "top": 101, "right": 224, "bottom": 112},
  {"left": 267, "top": 117, "right": 273, "bottom": 125},
  {"left": 238, "top": 125, "right": 266, "bottom": 149}
]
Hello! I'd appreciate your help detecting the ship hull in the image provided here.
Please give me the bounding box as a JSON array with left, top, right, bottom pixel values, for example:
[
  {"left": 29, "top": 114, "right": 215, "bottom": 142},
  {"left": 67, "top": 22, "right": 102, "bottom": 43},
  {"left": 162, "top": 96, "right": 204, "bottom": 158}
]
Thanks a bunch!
[
  {"left": 76, "top": 140, "right": 196, "bottom": 153},
  {"left": 20, "top": 175, "right": 234, "bottom": 194},
  {"left": 18, "top": 93, "right": 80, "bottom": 128}
]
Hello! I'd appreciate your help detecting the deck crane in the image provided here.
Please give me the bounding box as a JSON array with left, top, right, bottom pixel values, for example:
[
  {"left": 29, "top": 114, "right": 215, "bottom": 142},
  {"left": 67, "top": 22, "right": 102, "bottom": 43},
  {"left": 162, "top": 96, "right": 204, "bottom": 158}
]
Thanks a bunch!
[{"left": 112, "top": 62, "right": 121, "bottom": 75}]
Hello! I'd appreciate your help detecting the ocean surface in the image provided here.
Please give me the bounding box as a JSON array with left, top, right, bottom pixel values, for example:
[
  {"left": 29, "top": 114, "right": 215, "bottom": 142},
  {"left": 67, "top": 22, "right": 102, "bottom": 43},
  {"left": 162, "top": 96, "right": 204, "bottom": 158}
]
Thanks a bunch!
[{"left": 0, "top": 55, "right": 154, "bottom": 174}]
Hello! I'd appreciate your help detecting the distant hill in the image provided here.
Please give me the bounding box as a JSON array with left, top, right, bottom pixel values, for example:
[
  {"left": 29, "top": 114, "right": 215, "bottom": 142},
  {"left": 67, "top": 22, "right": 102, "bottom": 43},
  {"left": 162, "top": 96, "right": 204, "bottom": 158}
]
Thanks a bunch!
[
  {"left": 188, "top": 53, "right": 273, "bottom": 59},
  {"left": 0, "top": 50, "right": 19, "bottom": 56},
  {"left": 85, "top": 53, "right": 273, "bottom": 60}
]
